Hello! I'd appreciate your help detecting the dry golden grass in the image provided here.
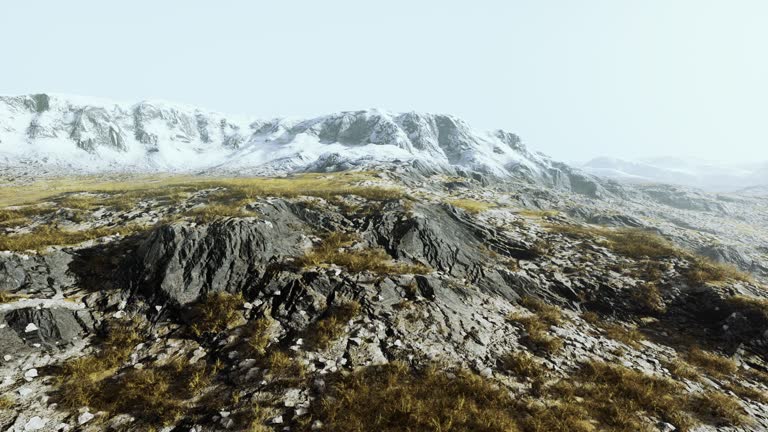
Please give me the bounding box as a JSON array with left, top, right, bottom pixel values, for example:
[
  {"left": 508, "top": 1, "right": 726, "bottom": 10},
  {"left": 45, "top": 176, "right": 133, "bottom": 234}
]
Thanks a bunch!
[
  {"left": 56, "top": 321, "right": 144, "bottom": 409},
  {"left": 0, "top": 291, "right": 20, "bottom": 303},
  {"left": 0, "top": 223, "right": 148, "bottom": 252},
  {"left": 304, "top": 361, "right": 522, "bottom": 432},
  {"left": 548, "top": 223, "right": 753, "bottom": 286},
  {"left": 686, "top": 347, "right": 738, "bottom": 378},
  {"left": 692, "top": 391, "right": 749, "bottom": 426},
  {"left": 685, "top": 257, "right": 752, "bottom": 285},
  {"left": 56, "top": 319, "right": 216, "bottom": 427},
  {"left": 520, "top": 296, "right": 564, "bottom": 325},
  {"left": 447, "top": 199, "right": 494, "bottom": 214},
  {"left": 600, "top": 322, "right": 645, "bottom": 349},
  {"left": 299, "top": 232, "right": 429, "bottom": 275},
  {"left": 631, "top": 283, "right": 666, "bottom": 314},
  {"left": 545, "top": 361, "right": 737, "bottom": 432},
  {"left": 581, "top": 311, "right": 601, "bottom": 325},
  {"left": 300, "top": 358, "right": 749, "bottom": 432},
  {"left": 507, "top": 313, "right": 563, "bottom": 355},
  {"left": 500, "top": 351, "right": 547, "bottom": 380},
  {"left": 243, "top": 404, "right": 275, "bottom": 432},
  {"left": 0, "top": 396, "right": 14, "bottom": 410},
  {"left": 263, "top": 350, "right": 307, "bottom": 379},
  {"left": 243, "top": 316, "right": 275, "bottom": 357},
  {"left": 723, "top": 382, "right": 768, "bottom": 405},
  {"left": 507, "top": 297, "right": 565, "bottom": 355},
  {"left": 306, "top": 302, "right": 361, "bottom": 350},
  {"left": 551, "top": 225, "right": 679, "bottom": 260},
  {"left": 518, "top": 399, "right": 596, "bottom": 432},
  {"left": 0, "top": 172, "right": 398, "bottom": 207},
  {"left": 576, "top": 361, "right": 698, "bottom": 430},
  {"left": 519, "top": 209, "right": 560, "bottom": 218},
  {"left": 0, "top": 205, "right": 50, "bottom": 227},
  {"left": 189, "top": 292, "right": 245, "bottom": 337},
  {"left": 663, "top": 358, "right": 701, "bottom": 382},
  {"left": 100, "top": 357, "right": 214, "bottom": 426}
]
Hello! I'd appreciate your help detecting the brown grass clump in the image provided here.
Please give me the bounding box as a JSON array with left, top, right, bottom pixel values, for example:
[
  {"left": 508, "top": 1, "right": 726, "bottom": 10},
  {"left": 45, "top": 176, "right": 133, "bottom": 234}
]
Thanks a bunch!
[
  {"left": 0, "top": 396, "right": 14, "bottom": 410},
  {"left": 686, "top": 347, "right": 738, "bottom": 377},
  {"left": 723, "top": 382, "right": 768, "bottom": 405},
  {"left": 551, "top": 225, "right": 679, "bottom": 260},
  {"left": 607, "top": 229, "right": 680, "bottom": 260},
  {"left": 691, "top": 391, "right": 749, "bottom": 426},
  {"left": 518, "top": 399, "right": 596, "bottom": 432},
  {"left": 520, "top": 296, "right": 564, "bottom": 325},
  {"left": 189, "top": 292, "right": 245, "bottom": 337},
  {"left": 547, "top": 361, "right": 697, "bottom": 432},
  {"left": 581, "top": 311, "right": 601, "bottom": 325},
  {"left": 56, "top": 321, "right": 144, "bottom": 409},
  {"left": 56, "top": 319, "right": 216, "bottom": 427},
  {"left": 304, "top": 362, "right": 521, "bottom": 432},
  {"left": 663, "top": 358, "right": 701, "bottom": 382},
  {"left": 306, "top": 302, "right": 361, "bottom": 350},
  {"left": 0, "top": 291, "right": 20, "bottom": 303},
  {"left": 244, "top": 316, "right": 275, "bottom": 357},
  {"left": 685, "top": 257, "right": 752, "bottom": 285},
  {"left": 631, "top": 283, "right": 666, "bottom": 314},
  {"left": 519, "top": 209, "right": 560, "bottom": 218},
  {"left": 0, "top": 206, "right": 49, "bottom": 227},
  {"left": 263, "top": 351, "right": 307, "bottom": 380},
  {"left": 500, "top": 351, "right": 547, "bottom": 380},
  {"left": 300, "top": 232, "right": 429, "bottom": 275},
  {"left": 98, "top": 357, "right": 214, "bottom": 426},
  {"left": 0, "top": 224, "right": 148, "bottom": 252},
  {"left": 600, "top": 322, "right": 645, "bottom": 349},
  {"left": 507, "top": 313, "right": 563, "bottom": 355},
  {"left": 447, "top": 199, "right": 494, "bottom": 214}
]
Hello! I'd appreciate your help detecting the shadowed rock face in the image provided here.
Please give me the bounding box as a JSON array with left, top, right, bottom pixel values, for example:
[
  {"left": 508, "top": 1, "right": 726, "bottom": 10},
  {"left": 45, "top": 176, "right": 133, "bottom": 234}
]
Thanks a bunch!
[
  {"left": 363, "top": 203, "right": 539, "bottom": 299},
  {"left": 3, "top": 308, "right": 94, "bottom": 350},
  {"left": 135, "top": 204, "right": 311, "bottom": 306}
]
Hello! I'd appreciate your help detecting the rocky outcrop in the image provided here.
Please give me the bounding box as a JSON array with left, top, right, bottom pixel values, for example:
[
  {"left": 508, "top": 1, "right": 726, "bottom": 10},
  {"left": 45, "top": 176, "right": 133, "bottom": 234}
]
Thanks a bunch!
[{"left": 135, "top": 205, "right": 311, "bottom": 306}]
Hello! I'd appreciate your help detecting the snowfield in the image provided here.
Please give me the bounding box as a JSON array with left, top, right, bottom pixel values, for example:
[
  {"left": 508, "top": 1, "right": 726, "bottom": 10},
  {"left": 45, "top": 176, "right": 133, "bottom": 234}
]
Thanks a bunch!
[{"left": 0, "top": 93, "right": 553, "bottom": 178}]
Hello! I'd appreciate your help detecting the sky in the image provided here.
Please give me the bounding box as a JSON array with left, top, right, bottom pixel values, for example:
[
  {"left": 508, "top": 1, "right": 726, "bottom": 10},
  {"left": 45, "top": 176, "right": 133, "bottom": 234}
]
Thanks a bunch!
[{"left": 1, "top": 0, "right": 766, "bottom": 164}]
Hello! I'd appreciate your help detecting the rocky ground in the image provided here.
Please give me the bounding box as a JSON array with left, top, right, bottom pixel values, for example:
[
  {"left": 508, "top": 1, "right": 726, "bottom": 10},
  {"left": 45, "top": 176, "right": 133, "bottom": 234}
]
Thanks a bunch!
[{"left": 1, "top": 169, "right": 767, "bottom": 432}]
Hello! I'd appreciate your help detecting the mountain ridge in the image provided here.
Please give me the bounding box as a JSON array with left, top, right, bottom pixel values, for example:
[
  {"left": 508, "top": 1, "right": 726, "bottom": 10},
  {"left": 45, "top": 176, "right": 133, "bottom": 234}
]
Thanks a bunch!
[
  {"left": 581, "top": 156, "right": 767, "bottom": 193},
  {"left": 0, "top": 93, "right": 555, "bottom": 179}
]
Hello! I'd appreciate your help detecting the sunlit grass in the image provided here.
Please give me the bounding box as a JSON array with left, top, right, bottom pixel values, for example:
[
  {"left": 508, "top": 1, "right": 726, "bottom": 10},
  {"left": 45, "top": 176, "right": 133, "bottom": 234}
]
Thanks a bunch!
[{"left": 0, "top": 171, "right": 395, "bottom": 207}]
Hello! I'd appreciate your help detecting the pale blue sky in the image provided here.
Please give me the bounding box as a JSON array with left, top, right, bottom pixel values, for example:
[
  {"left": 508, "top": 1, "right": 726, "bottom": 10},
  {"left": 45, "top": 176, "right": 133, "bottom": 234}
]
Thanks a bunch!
[{"left": 1, "top": 1, "right": 766, "bottom": 163}]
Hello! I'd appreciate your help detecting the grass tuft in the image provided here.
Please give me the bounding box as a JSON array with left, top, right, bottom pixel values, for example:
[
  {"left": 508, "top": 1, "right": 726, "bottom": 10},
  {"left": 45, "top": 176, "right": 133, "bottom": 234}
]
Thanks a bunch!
[
  {"left": 447, "top": 199, "right": 494, "bottom": 214},
  {"left": 685, "top": 257, "right": 752, "bottom": 285},
  {"left": 686, "top": 347, "right": 738, "bottom": 378},
  {"left": 305, "top": 362, "right": 521, "bottom": 432},
  {"left": 0, "top": 396, "right": 14, "bottom": 410},
  {"left": 299, "top": 232, "right": 429, "bottom": 275},
  {"left": 0, "top": 224, "right": 148, "bottom": 252},
  {"left": 189, "top": 292, "right": 245, "bottom": 337},
  {"left": 306, "top": 302, "right": 361, "bottom": 350},
  {"left": 500, "top": 351, "right": 547, "bottom": 380}
]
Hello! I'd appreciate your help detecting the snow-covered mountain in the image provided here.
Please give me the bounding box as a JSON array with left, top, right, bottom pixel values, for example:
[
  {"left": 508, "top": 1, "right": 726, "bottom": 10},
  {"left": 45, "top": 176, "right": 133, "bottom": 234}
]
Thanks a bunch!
[
  {"left": 0, "top": 93, "right": 577, "bottom": 185},
  {"left": 581, "top": 157, "right": 767, "bottom": 193}
]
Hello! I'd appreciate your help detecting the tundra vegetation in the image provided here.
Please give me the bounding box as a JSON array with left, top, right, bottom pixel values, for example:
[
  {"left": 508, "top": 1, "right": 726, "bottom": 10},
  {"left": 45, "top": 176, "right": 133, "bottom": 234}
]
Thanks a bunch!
[{"left": 1, "top": 170, "right": 766, "bottom": 431}]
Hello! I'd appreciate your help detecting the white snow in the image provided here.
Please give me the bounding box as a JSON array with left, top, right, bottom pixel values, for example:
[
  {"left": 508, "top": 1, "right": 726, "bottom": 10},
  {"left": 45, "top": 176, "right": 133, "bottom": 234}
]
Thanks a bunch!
[{"left": 0, "top": 93, "right": 562, "bottom": 179}]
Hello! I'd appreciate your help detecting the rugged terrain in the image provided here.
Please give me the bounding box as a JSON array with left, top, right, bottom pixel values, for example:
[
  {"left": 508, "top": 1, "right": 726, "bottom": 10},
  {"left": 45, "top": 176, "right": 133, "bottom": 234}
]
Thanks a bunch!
[
  {"left": 0, "top": 166, "right": 767, "bottom": 432},
  {"left": 1, "top": 93, "right": 768, "bottom": 432}
]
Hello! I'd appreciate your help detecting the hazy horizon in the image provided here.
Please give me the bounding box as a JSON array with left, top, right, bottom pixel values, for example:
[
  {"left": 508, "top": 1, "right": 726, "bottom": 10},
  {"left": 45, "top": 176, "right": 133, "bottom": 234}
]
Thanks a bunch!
[{"left": 1, "top": 1, "right": 766, "bottom": 164}]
